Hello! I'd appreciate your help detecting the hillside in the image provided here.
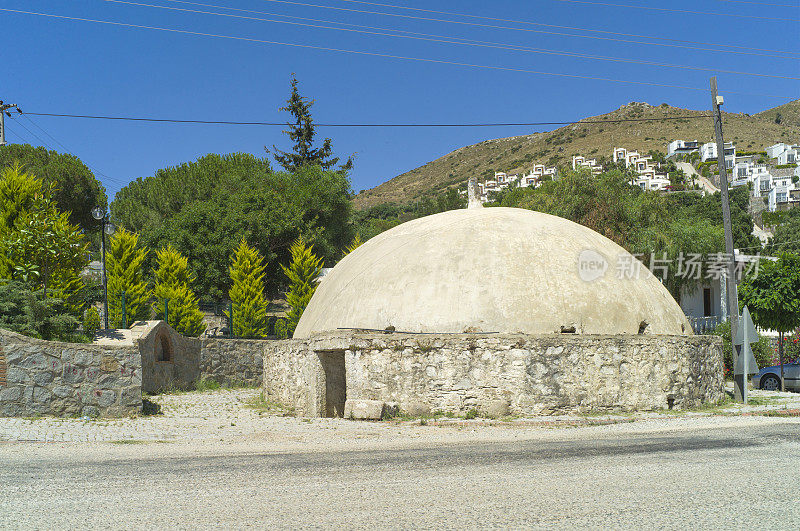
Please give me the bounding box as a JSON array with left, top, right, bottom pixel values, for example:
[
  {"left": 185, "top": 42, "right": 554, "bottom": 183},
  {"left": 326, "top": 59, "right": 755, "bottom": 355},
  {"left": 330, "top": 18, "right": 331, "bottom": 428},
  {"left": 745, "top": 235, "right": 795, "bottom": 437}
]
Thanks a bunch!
[{"left": 353, "top": 99, "right": 800, "bottom": 209}]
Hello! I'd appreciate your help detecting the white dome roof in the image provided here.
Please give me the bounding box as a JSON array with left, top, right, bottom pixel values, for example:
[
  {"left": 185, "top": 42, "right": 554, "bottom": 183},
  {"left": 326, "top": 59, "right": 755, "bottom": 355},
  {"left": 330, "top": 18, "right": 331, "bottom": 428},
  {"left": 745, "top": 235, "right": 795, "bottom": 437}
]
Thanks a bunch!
[{"left": 294, "top": 207, "right": 690, "bottom": 338}]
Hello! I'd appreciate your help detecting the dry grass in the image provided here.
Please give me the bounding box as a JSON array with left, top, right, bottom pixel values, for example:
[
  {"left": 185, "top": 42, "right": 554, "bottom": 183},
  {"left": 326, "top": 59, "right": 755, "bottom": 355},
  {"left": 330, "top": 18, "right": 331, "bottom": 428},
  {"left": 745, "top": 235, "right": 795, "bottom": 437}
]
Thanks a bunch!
[{"left": 353, "top": 100, "right": 800, "bottom": 209}]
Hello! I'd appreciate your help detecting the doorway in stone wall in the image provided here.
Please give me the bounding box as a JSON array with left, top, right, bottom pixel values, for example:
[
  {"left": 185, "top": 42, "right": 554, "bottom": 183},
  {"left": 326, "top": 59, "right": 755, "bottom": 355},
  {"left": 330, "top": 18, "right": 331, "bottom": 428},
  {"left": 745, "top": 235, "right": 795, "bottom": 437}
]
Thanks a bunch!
[{"left": 317, "top": 350, "right": 346, "bottom": 417}]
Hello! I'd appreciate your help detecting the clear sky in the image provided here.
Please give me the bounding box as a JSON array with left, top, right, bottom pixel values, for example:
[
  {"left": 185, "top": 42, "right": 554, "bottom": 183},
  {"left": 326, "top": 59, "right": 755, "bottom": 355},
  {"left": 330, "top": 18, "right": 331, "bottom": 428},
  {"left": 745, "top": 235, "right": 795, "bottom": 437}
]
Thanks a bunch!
[{"left": 2, "top": 0, "right": 799, "bottom": 200}]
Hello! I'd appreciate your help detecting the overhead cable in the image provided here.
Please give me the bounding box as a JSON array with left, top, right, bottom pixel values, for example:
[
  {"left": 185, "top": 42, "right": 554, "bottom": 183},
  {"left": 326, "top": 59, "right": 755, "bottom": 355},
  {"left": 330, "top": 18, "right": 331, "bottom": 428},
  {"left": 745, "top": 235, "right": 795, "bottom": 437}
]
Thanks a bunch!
[
  {"left": 2, "top": 7, "right": 795, "bottom": 98},
  {"left": 101, "top": 0, "right": 800, "bottom": 79},
  {"left": 552, "top": 0, "right": 800, "bottom": 22},
  {"left": 24, "top": 111, "right": 714, "bottom": 127},
  {"left": 257, "top": 0, "right": 800, "bottom": 56}
]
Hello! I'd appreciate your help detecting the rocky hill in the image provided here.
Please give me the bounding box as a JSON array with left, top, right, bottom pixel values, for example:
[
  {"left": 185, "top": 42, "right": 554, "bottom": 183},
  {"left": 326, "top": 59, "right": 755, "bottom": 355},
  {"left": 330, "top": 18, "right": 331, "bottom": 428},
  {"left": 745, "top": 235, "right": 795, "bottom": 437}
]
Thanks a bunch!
[{"left": 353, "top": 100, "right": 800, "bottom": 210}]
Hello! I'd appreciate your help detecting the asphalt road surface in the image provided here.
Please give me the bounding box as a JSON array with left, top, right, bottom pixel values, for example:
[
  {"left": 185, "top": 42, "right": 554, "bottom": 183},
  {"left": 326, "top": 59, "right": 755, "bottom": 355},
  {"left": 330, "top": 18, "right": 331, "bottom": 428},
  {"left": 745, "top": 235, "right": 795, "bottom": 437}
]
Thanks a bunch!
[{"left": 2, "top": 421, "right": 799, "bottom": 529}]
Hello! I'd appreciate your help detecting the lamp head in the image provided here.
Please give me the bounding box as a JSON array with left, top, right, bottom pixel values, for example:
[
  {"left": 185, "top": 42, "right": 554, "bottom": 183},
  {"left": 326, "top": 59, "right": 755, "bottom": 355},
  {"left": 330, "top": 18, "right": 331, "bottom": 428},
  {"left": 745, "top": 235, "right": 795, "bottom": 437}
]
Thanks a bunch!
[{"left": 91, "top": 207, "right": 104, "bottom": 220}]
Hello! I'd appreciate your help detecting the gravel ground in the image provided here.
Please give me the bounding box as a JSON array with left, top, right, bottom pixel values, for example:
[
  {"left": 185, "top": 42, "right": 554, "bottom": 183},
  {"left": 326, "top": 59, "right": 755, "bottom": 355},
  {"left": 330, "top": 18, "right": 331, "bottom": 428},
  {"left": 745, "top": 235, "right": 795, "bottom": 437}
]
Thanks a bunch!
[
  {"left": 0, "top": 383, "right": 798, "bottom": 449},
  {"left": 2, "top": 386, "right": 799, "bottom": 528}
]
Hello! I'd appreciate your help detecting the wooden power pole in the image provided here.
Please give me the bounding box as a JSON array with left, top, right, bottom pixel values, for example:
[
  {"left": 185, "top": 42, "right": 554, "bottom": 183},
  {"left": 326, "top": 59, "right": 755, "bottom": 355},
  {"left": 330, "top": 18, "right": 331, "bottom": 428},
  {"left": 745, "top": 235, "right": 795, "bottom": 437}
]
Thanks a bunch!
[{"left": 710, "top": 77, "right": 744, "bottom": 402}]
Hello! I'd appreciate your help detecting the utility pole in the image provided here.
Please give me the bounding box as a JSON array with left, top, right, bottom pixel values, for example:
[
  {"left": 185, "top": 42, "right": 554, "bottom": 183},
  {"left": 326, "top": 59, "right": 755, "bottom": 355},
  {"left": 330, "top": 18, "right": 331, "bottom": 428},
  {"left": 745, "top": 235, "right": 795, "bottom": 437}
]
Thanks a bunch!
[
  {"left": 0, "top": 100, "right": 22, "bottom": 146},
  {"left": 710, "top": 77, "right": 744, "bottom": 401}
]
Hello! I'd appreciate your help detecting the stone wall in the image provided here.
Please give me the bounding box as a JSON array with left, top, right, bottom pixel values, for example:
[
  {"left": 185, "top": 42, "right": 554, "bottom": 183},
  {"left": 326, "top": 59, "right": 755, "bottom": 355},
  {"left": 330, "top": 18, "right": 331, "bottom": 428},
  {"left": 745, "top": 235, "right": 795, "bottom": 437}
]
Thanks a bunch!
[
  {"left": 0, "top": 329, "right": 142, "bottom": 418},
  {"left": 262, "top": 333, "right": 724, "bottom": 417},
  {"left": 135, "top": 321, "right": 201, "bottom": 393},
  {"left": 199, "top": 339, "right": 264, "bottom": 387}
]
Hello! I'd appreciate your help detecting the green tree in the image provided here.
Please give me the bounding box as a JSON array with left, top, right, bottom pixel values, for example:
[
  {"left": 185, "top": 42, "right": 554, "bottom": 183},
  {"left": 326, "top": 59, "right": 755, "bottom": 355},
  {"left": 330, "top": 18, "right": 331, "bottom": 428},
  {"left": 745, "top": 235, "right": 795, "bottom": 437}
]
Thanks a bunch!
[
  {"left": 269, "top": 75, "right": 352, "bottom": 173},
  {"left": 228, "top": 240, "right": 268, "bottom": 338},
  {"left": 0, "top": 165, "right": 89, "bottom": 309},
  {"left": 106, "top": 228, "right": 150, "bottom": 328},
  {"left": 769, "top": 216, "right": 800, "bottom": 254},
  {"left": 0, "top": 163, "right": 42, "bottom": 237},
  {"left": 738, "top": 253, "right": 800, "bottom": 391},
  {"left": 111, "top": 154, "right": 352, "bottom": 300},
  {"left": 0, "top": 144, "right": 107, "bottom": 232},
  {"left": 281, "top": 236, "right": 323, "bottom": 337},
  {"left": 153, "top": 245, "right": 205, "bottom": 336}
]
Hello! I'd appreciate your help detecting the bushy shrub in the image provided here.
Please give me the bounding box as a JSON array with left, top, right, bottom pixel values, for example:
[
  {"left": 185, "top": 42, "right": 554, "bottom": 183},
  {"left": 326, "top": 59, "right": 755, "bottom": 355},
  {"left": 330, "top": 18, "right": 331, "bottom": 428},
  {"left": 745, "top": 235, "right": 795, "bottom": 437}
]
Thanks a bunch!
[
  {"left": 0, "top": 280, "right": 82, "bottom": 341},
  {"left": 274, "top": 318, "right": 288, "bottom": 339},
  {"left": 153, "top": 245, "right": 205, "bottom": 336},
  {"left": 281, "top": 237, "right": 322, "bottom": 338},
  {"left": 228, "top": 240, "right": 268, "bottom": 338},
  {"left": 107, "top": 228, "right": 150, "bottom": 328},
  {"left": 83, "top": 307, "right": 100, "bottom": 336}
]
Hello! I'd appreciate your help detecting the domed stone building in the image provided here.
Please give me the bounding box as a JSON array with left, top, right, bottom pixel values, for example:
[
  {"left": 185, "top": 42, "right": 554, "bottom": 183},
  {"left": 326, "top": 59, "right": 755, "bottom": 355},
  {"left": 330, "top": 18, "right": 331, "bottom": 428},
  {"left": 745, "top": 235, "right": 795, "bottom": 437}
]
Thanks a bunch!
[
  {"left": 295, "top": 207, "right": 689, "bottom": 338},
  {"left": 264, "top": 184, "right": 723, "bottom": 418}
]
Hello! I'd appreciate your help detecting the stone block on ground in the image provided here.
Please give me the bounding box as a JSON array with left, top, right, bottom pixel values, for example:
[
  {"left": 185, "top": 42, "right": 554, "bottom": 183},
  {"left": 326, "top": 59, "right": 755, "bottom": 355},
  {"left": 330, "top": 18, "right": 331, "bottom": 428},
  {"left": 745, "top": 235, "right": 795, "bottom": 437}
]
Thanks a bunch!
[
  {"left": 344, "top": 399, "right": 384, "bottom": 420},
  {"left": 479, "top": 399, "right": 510, "bottom": 418}
]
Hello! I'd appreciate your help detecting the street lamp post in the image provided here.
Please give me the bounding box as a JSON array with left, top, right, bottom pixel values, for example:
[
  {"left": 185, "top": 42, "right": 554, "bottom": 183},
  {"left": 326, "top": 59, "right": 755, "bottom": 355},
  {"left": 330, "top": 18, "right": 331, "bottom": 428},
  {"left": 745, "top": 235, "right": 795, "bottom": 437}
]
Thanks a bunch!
[{"left": 91, "top": 207, "right": 115, "bottom": 329}]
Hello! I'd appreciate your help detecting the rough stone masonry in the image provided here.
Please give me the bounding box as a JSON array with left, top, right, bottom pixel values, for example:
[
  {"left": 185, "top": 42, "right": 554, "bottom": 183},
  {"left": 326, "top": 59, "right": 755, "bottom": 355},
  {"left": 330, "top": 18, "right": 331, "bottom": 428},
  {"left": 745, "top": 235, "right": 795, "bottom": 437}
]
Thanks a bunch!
[
  {"left": 0, "top": 329, "right": 142, "bottom": 418},
  {"left": 262, "top": 333, "right": 725, "bottom": 418}
]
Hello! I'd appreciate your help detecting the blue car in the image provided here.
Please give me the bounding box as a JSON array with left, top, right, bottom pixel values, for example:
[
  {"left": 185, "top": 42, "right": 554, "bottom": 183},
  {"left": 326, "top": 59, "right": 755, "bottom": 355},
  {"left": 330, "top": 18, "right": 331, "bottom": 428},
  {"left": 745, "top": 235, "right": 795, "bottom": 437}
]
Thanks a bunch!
[{"left": 751, "top": 362, "right": 800, "bottom": 391}]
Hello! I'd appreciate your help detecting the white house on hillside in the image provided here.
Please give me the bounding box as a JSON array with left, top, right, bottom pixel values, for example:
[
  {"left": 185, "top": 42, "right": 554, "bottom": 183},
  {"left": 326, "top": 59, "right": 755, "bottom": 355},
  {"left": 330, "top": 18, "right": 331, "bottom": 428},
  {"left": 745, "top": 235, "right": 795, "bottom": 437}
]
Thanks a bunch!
[
  {"left": 667, "top": 139, "right": 701, "bottom": 158},
  {"left": 614, "top": 147, "right": 670, "bottom": 191},
  {"left": 700, "top": 141, "right": 736, "bottom": 169},
  {"left": 572, "top": 155, "right": 603, "bottom": 175}
]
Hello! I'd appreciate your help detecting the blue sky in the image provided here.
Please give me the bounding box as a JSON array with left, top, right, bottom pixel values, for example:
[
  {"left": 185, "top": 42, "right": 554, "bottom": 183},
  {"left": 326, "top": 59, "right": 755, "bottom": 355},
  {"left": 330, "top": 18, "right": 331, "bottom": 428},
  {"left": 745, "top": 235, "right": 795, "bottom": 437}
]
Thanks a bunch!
[{"left": 2, "top": 0, "right": 798, "bottom": 200}]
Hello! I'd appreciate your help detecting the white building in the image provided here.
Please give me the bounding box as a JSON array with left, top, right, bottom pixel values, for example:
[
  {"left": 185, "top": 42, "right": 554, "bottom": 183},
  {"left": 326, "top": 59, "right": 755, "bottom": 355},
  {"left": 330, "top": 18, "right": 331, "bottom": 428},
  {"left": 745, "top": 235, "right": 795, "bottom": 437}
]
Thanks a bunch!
[
  {"left": 474, "top": 163, "right": 557, "bottom": 203},
  {"left": 572, "top": 155, "right": 602, "bottom": 175},
  {"left": 700, "top": 142, "right": 736, "bottom": 169},
  {"left": 614, "top": 147, "right": 671, "bottom": 191},
  {"left": 680, "top": 252, "right": 772, "bottom": 332},
  {"left": 765, "top": 142, "right": 798, "bottom": 160},
  {"left": 667, "top": 140, "right": 700, "bottom": 159}
]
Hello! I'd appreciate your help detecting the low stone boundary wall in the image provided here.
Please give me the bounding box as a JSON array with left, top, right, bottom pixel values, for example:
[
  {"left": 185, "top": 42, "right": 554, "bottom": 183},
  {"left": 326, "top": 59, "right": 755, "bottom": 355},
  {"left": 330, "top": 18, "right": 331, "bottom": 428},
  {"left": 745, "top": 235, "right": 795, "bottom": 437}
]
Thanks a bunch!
[
  {"left": 199, "top": 339, "right": 264, "bottom": 387},
  {"left": 0, "top": 329, "right": 142, "bottom": 418},
  {"left": 261, "top": 333, "right": 724, "bottom": 417}
]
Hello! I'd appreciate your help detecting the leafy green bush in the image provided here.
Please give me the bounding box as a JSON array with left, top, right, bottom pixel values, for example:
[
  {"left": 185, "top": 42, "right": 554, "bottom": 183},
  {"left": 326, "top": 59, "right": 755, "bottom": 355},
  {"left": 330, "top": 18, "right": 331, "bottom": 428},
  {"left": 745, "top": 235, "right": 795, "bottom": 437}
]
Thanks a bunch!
[
  {"left": 107, "top": 228, "right": 151, "bottom": 328},
  {"left": 83, "top": 307, "right": 100, "bottom": 336},
  {"left": 274, "top": 318, "right": 288, "bottom": 339},
  {"left": 228, "top": 240, "right": 268, "bottom": 338},
  {"left": 281, "top": 237, "right": 322, "bottom": 338},
  {"left": 153, "top": 245, "right": 205, "bottom": 336},
  {"left": 0, "top": 280, "right": 83, "bottom": 341}
]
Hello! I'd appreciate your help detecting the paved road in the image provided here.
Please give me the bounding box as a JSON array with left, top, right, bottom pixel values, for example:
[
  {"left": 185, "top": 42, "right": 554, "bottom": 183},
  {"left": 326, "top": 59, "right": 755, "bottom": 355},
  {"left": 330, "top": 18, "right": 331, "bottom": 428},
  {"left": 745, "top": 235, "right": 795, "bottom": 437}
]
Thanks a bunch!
[
  {"left": 676, "top": 161, "right": 719, "bottom": 194},
  {"left": 2, "top": 421, "right": 799, "bottom": 529}
]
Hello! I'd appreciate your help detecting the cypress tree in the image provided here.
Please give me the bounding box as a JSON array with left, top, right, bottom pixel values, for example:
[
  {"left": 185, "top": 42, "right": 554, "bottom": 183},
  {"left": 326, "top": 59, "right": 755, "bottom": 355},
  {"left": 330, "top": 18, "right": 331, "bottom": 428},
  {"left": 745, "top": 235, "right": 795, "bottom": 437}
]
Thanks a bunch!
[
  {"left": 107, "top": 228, "right": 150, "bottom": 328},
  {"left": 153, "top": 245, "right": 205, "bottom": 337},
  {"left": 281, "top": 236, "right": 322, "bottom": 338},
  {"left": 228, "top": 240, "right": 268, "bottom": 338}
]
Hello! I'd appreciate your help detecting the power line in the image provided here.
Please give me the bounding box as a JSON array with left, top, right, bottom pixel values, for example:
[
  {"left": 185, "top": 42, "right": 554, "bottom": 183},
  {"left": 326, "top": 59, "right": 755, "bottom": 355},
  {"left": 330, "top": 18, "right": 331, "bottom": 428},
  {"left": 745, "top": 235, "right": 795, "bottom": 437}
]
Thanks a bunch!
[
  {"left": 552, "top": 0, "right": 800, "bottom": 22},
  {"left": 7, "top": 117, "right": 55, "bottom": 150},
  {"left": 715, "top": 0, "right": 799, "bottom": 7},
  {"left": 3, "top": 7, "right": 795, "bottom": 98},
  {"left": 21, "top": 115, "right": 120, "bottom": 185},
  {"left": 102, "top": 0, "right": 800, "bottom": 80},
  {"left": 22, "top": 111, "right": 715, "bottom": 127},
  {"left": 326, "top": 0, "right": 800, "bottom": 56}
]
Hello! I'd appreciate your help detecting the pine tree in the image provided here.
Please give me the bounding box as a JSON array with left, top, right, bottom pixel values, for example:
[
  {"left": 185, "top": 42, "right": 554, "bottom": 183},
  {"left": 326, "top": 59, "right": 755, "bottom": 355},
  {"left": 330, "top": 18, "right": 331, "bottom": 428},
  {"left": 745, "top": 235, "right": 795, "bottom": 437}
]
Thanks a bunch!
[
  {"left": 281, "top": 236, "right": 323, "bottom": 338},
  {"left": 227, "top": 240, "right": 269, "bottom": 338},
  {"left": 269, "top": 75, "right": 353, "bottom": 173},
  {"left": 153, "top": 245, "right": 205, "bottom": 336},
  {"left": 106, "top": 228, "right": 150, "bottom": 328}
]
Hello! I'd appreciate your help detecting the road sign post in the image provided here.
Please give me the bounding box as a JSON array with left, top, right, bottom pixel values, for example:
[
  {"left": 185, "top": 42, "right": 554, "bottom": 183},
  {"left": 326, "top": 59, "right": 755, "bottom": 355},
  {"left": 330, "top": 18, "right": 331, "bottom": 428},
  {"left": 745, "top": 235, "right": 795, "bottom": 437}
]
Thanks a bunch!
[{"left": 733, "top": 306, "right": 760, "bottom": 404}]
